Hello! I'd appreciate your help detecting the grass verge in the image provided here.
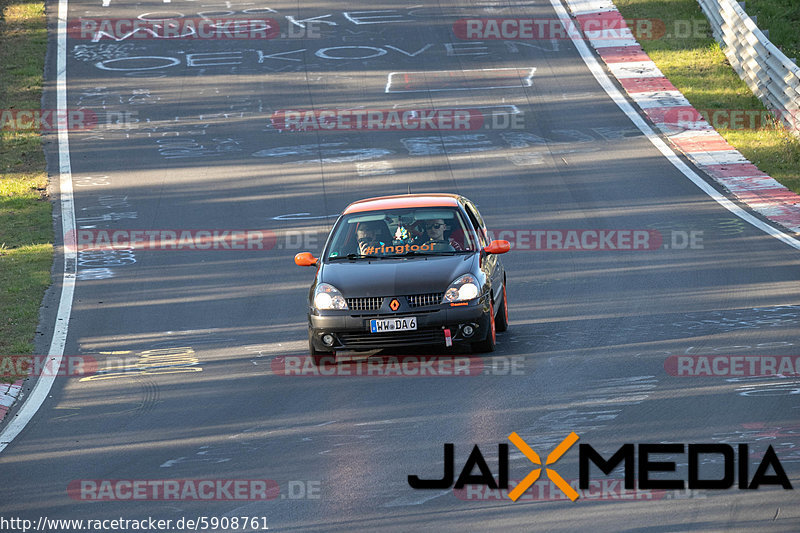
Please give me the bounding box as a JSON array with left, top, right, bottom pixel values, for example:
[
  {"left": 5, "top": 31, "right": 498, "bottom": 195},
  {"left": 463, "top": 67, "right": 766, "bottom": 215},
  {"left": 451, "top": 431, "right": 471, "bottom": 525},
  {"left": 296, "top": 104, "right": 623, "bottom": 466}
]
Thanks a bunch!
[
  {"left": 0, "top": 0, "right": 52, "bottom": 382},
  {"left": 742, "top": 0, "right": 800, "bottom": 61},
  {"left": 613, "top": 0, "right": 800, "bottom": 193}
]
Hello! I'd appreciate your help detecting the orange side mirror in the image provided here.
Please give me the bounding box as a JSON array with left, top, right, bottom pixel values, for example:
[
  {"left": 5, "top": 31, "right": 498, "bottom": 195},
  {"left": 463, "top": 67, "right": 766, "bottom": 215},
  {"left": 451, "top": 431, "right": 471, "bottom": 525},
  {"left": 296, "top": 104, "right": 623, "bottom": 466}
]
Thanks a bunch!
[
  {"left": 484, "top": 240, "right": 510, "bottom": 254},
  {"left": 294, "top": 252, "right": 318, "bottom": 266}
]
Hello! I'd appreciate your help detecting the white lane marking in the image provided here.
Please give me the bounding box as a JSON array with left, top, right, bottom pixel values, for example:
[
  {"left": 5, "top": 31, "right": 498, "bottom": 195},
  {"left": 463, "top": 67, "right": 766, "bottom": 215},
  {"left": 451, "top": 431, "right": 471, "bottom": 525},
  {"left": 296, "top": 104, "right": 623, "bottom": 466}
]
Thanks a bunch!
[
  {"left": 0, "top": 0, "right": 76, "bottom": 452},
  {"left": 548, "top": 0, "right": 800, "bottom": 251},
  {"left": 354, "top": 419, "right": 396, "bottom": 426},
  {"left": 160, "top": 458, "right": 186, "bottom": 468},
  {"left": 385, "top": 67, "right": 536, "bottom": 93},
  {"left": 356, "top": 160, "right": 395, "bottom": 176},
  {"left": 507, "top": 153, "right": 544, "bottom": 166}
]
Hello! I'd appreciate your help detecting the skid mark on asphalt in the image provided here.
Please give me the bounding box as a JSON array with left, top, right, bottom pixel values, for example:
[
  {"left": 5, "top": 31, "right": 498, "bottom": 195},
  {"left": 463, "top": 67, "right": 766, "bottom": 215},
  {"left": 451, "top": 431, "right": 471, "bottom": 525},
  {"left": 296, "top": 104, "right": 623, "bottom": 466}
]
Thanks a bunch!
[{"left": 729, "top": 375, "right": 800, "bottom": 397}]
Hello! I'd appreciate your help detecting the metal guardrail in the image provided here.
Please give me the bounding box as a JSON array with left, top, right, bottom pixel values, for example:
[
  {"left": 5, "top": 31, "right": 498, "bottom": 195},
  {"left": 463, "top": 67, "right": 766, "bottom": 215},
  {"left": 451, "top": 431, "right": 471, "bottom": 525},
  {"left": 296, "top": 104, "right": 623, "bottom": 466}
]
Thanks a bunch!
[{"left": 696, "top": 0, "right": 800, "bottom": 132}]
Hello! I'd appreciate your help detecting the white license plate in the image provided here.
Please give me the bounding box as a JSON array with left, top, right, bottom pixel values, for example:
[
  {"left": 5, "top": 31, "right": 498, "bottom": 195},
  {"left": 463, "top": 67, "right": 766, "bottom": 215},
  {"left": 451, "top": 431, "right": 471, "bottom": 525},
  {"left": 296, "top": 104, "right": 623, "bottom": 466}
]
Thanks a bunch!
[{"left": 370, "top": 317, "right": 417, "bottom": 333}]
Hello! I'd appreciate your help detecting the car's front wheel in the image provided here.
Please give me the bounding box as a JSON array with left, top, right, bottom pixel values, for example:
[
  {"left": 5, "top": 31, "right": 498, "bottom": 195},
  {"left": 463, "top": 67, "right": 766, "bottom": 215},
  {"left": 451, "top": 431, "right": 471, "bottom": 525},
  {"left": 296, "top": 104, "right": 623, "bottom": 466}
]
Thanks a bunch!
[
  {"left": 472, "top": 300, "right": 496, "bottom": 353},
  {"left": 309, "top": 331, "right": 335, "bottom": 366},
  {"left": 495, "top": 282, "right": 508, "bottom": 333}
]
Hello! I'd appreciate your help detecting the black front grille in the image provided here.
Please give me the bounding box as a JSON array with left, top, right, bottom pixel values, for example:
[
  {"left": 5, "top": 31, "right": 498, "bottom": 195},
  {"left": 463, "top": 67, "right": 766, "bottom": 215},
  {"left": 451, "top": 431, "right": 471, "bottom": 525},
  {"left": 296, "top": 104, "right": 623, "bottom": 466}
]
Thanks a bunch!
[
  {"left": 346, "top": 297, "right": 383, "bottom": 311},
  {"left": 407, "top": 293, "right": 444, "bottom": 308},
  {"left": 337, "top": 329, "right": 444, "bottom": 348},
  {"left": 349, "top": 309, "right": 440, "bottom": 318}
]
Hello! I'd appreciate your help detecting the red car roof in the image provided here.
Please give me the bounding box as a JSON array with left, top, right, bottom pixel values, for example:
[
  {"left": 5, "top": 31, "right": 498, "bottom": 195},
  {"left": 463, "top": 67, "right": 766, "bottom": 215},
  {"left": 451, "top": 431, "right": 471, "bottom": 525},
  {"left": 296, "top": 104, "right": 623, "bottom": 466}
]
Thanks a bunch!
[{"left": 343, "top": 194, "right": 461, "bottom": 214}]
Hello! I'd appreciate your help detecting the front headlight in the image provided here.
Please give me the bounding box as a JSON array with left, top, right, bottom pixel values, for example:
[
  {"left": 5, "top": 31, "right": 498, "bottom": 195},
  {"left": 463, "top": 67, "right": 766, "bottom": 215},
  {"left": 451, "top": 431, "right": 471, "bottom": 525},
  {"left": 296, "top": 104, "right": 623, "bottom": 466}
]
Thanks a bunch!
[
  {"left": 314, "top": 283, "right": 349, "bottom": 310},
  {"left": 442, "top": 274, "right": 479, "bottom": 303}
]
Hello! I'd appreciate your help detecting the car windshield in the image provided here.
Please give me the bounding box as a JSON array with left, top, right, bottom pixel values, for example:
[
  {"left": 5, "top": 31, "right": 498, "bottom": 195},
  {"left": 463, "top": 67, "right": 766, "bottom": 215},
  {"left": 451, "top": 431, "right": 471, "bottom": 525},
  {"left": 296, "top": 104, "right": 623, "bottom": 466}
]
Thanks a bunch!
[{"left": 326, "top": 207, "right": 479, "bottom": 260}]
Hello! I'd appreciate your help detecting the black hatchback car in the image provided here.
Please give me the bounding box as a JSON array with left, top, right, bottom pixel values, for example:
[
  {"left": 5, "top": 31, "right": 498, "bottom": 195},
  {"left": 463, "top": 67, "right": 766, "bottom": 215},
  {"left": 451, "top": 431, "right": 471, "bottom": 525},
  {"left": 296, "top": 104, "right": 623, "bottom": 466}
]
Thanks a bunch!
[{"left": 295, "top": 194, "right": 510, "bottom": 364}]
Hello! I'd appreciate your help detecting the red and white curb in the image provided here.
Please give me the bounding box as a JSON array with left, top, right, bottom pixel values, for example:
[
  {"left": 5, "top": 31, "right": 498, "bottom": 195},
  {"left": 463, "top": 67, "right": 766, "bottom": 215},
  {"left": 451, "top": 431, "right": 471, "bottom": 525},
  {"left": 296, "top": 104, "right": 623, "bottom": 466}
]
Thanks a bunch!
[
  {"left": 564, "top": 0, "right": 800, "bottom": 234},
  {"left": 0, "top": 380, "right": 23, "bottom": 423}
]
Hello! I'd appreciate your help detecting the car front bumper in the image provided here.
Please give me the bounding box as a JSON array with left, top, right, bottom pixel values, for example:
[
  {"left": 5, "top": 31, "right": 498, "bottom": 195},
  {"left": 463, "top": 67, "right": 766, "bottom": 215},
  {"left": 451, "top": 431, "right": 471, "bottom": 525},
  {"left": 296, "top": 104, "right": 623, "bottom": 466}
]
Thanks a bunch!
[{"left": 308, "top": 299, "right": 490, "bottom": 351}]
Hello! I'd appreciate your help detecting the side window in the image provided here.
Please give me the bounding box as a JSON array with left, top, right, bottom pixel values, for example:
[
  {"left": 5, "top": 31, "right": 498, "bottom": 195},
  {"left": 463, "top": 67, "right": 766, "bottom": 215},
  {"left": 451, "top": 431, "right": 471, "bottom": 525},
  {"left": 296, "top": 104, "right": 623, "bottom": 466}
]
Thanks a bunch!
[{"left": 464, "top": 203, "right": 487, "bottom": 247}]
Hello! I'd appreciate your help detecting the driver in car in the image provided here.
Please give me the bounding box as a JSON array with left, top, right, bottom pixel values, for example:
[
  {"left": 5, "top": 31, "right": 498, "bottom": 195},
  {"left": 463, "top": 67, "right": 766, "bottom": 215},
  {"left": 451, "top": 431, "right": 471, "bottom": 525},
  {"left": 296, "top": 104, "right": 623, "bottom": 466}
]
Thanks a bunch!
[
  {"left": 418, "top": 219, "right": 463, "bottom": 251},
  {"left": 356, "top": 221, "right": 386, "bottom": 255}
]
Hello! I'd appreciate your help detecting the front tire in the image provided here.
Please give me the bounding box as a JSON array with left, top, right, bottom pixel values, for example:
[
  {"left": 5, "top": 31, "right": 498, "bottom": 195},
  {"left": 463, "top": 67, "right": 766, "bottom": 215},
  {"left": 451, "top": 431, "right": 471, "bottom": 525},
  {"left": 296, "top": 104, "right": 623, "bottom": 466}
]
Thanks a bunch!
[
  {"left": 472, "top": 300, "right": 496, "bottom": 353},
  {"left": 495, "top": 283, "right": 508, "bottom": 333}
]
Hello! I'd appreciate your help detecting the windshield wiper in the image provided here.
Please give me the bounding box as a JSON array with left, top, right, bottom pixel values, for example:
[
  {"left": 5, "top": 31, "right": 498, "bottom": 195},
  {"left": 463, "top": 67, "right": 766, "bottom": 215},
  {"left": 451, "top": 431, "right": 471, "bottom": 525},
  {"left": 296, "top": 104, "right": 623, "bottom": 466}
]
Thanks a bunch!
[{"left": 328, "top": 253, "right": 372, "bottom": 261}]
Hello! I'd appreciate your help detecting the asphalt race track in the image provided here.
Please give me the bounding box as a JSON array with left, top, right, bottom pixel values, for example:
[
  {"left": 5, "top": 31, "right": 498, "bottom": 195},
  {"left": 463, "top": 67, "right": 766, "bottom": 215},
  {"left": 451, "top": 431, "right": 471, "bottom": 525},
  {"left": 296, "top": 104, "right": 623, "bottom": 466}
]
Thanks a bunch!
[{"left": 1, "top": 0, "right": 799, "bottom": 531}]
